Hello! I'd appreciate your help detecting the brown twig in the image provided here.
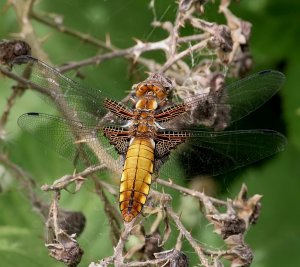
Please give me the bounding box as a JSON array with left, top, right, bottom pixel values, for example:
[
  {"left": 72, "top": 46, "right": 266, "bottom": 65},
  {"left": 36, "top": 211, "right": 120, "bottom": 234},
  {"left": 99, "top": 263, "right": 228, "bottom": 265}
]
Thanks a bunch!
[
  {"left": 165, "top": 206, "right": 210, "bottom": 265},
  {"left": 114, "top": 220, "right": 136, "bottom": 266},
  {"left": 157, "top": 178, "right": 227, "bottom": 206},
  {"left": 30, "top": 11, "right": 112, "bottom": 51},
  {"left": 41, "top": 164, "right": 105, "bottom": 191},
  {"left": 58, "top": 33, "right": 211, "bottom": 73},
  {"left": 0, "top": 153, "right": 49, "bottom": 219},
  {"left": 10, "top": 0, "right": 49, "bottom": 60},
  {"left": 93, "top": 178, "right": 122, "bottom": 246},
  {"left": 0, "top": 86, "right": 24, "bottom": 138},
  {"left": 160, "top": 39, "right": 209, "bottom": 73}
]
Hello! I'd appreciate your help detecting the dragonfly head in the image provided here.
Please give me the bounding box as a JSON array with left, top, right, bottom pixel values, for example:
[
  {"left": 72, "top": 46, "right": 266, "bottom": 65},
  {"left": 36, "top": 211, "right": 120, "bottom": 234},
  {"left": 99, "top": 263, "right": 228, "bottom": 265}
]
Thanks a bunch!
[{"left": 133, "top": 73, "right": 173, "bottom": 100}]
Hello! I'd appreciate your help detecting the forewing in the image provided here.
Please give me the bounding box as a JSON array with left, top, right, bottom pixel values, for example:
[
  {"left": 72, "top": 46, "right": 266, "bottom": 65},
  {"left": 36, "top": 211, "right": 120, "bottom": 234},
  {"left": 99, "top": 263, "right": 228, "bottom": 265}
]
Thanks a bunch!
[
  {"left": 178, "top": 70, "right": 285, "bottom": 129},
  {"left": 11, "top": 55, "right": 124, "bottom": 126},
  {"left": 159, "top": 129, "right": 287, "bottom": 177},
  {"left": 225, "top": 70, "right": 285, "bottom": 123},
  {"left": 18, "top": 112, "right": 122, "bottom": 172}
]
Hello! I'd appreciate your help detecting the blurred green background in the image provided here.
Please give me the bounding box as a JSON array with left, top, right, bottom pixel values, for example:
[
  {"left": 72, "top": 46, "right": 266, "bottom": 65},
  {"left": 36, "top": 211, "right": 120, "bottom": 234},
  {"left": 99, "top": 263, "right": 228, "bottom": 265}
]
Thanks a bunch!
[{"left": 0, "top": 0, "right": 300, "bottom": 266}]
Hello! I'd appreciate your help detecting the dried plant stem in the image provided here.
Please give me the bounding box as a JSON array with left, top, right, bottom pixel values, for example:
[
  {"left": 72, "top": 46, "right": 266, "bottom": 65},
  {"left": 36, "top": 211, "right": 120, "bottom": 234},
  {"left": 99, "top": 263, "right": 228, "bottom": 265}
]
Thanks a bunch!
[
  {"left": 0, "top": 154, "right": 49, "bottom": 219},
  {"left": 157, "top": 178, "right": 227, "bottom": 206},
  {"left": 31, "top": 11, "right": 111, "bottom": 51},
  {"left": 0, "top": 154, "right": 35, "bottom": 192},
  {"left": 41, "top": 164, "right": 105, "bottom": 191},
  {"left": 93, "top": 179, "right": 122, "bottom": 246},
  {"left": 160, "top": 39, "right": 208, "bottom": 72},
  {"left": 30, "top": 8, "right": 211, "bottom": 74},
  {"left": 10, "top": 0, "right": 49, "bottom": 60},
  {"left": 114, "top": 220, "right": 136, "bottom": 266},
  {"left": 166, "top": 206, "right": 210, "bottom": 265},
  {"left": 0, "top": 86, "right": 24, "bottom": 133},
  {"left": 58, "top": 33, "right": 210, "bottom": 73}
]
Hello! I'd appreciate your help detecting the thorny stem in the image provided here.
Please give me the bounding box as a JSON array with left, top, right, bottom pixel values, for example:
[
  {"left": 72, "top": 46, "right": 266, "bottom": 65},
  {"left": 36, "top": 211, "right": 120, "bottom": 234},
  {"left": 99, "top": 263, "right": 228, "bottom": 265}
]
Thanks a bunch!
[
  {"left": 40, "top": 161, "right": 122, "bottom": 244},
  {"left": 93, "top": 179, "right": 122, "bottom": 246},
  {"left": 157, "top": 178, "right": 227, "bottom": 206},
  {"left": 10, "top": 0, "right": 49, "bottom": 60},
  {"left": 50, "top": 191, "right": 61, "bottom": 236},
  {"left": 114, "top": 220, "right": 136, "bottom": 266},
  {"left": 160, "top": 38, "right": 208, "bottom": 73},
  {"left": 166, "top": 206, "right": 210, "bottom": 265},
  {"left": 28, "top": 7, "right": 212, "bottom": 74},
  {"left": 41, "top": 164, "right": 105, "bottom": 191},
  {"left": 30, "top": 11, "right": 112, "bottom": 51},
  {"left": 0, "top": 85, "right": 24, "bottom": 136},
  {"left": 121, "top": 250, "right": 184, "bottom": 267},
  {"left": 160, "top": 0, "right": 190, "bottom": 70},
  {"left": 0, "top": 154, "right": 49, "bottom": 220},
  {"left": 58, "top": 34, "right": 211, "bottom": 73}
]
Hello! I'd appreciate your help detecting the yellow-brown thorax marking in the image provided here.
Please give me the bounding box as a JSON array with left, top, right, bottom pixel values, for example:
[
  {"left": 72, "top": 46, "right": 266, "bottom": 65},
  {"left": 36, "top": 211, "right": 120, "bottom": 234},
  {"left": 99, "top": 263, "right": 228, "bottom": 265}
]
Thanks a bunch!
[{"left": 119, "top": 83, "right": 167, "bottom": 222}]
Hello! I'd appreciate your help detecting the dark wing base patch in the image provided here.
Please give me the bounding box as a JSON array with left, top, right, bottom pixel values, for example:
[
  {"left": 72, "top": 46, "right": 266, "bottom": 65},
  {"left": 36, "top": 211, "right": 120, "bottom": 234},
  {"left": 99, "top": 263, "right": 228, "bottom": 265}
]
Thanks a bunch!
[
  {"left": 104, "top": 98, "right": 134, "bottom": 121},
  {"left": 103, "top": 126, "right": 130, "bottom": 154},
  {"left": 155, "top": 131, "right": 188, "bottom": 158}
]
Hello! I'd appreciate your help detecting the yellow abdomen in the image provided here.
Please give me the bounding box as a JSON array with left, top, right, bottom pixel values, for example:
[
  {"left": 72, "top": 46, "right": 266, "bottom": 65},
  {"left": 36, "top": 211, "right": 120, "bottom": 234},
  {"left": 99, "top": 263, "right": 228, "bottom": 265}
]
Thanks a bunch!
[{"left": 119, "top": 137, "right": 154, "bottom": 222}]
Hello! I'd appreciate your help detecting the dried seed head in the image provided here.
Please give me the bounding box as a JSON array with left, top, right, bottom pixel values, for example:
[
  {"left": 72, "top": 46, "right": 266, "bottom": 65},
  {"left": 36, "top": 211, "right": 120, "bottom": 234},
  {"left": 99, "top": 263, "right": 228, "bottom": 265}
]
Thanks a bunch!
[
  {"left": 234, "top": 184, "right": 263, "bottom": 227},
  {"left": 0, "top": 40, "right": 31, "bottom": 66},
  {"left": 155, "top": 249, "right": 189, "bottom": 267},
  {"left": 207, "top": 213, "right": 246, "bottom": 239},
  {"left": 180, "top": 72, "right": 230, "bottom": 131},
  {"left": 209, "top": 24, "right": 233, "bottom": 53},
  {"left": 144, "top": 230, "right": 163, "bottom": 259},
  {"left": 224, "top": 234, "right": 253, "bottom": 267},
  {"left": 46, "top": 230, "right": 84, "bottom": 267},
  {"left": 58, "top": 210, "right": 86, "bottom": 237}
]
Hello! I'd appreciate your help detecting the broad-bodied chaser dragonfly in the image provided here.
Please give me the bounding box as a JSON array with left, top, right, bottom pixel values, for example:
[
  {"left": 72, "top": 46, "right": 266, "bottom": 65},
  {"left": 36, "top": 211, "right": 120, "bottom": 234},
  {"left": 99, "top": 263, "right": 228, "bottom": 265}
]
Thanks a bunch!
[{"left": 12, "top": 56, "right": 286, "bottom": 222}]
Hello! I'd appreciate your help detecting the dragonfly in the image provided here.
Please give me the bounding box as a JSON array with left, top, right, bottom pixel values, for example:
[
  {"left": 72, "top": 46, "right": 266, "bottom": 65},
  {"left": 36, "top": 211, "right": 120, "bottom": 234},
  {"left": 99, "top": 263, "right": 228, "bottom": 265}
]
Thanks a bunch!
[{"left": 12, "top": 56, "right": 286, "bottom": 222}]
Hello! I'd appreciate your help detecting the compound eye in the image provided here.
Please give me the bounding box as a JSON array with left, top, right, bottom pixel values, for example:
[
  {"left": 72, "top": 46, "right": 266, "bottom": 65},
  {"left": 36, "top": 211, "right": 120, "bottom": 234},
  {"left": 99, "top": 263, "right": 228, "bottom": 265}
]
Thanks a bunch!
[
  {"left": 139, "top": 85, "right": 148, "bottom": 92},
  {"left": 153, "top": 85, "right": 166, "bottom": 99},
  {"left": 152, "top": 85, "right": 161, "bottom": 93},
  {"left": 135, "top": 84, "right": 148, "bottom": 96}
]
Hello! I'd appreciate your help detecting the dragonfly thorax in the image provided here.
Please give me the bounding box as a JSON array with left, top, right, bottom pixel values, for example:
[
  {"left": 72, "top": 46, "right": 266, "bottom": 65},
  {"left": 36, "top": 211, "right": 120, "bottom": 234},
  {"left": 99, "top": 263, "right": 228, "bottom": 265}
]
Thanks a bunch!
[
  {"left": 135, "top": 97, "right": 158, "bottom": 110},
  {"left": 130, "top": 109, "right": 157, "bottom": 137}
]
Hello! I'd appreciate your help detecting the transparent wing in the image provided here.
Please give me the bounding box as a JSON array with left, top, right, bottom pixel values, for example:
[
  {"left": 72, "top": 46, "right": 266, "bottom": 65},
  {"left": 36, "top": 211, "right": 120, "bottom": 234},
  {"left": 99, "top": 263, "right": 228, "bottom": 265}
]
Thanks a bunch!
[
  {"left": 225, "top": 70, "right": 285, "bottom": 122},
  {"left": 12, "top": 55, "right": 124, "bottom": 127},
  {"left": 159, "top": 129, "right": 287, "bottom": 177},
  {"left": 18, "top": 112, "right": 122, "bottom": 171},
  {"left": 179, "top": 70, "right": 285, "bottom": 129}
]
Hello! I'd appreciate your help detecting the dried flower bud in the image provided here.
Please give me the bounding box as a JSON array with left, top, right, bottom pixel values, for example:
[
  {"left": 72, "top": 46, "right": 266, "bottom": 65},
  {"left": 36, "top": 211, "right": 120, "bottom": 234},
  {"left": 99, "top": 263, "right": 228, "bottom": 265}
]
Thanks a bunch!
[
  {"left": 234, "top": 184, "right": 262, "bottom": 227},
  {"left": 58, "top": 210, "right": 86, "bottom": 237},
  {"left": 180, "top": 0, "right": 210, "bottom": 12},
  {"left": 155, "top": 249, "right": 188, "bottom": 267},
  {"left": 224, "top": 234, "right": 253, "bottom": 267},
  {"left": 0, "top": 40, "right": 31, "bottom": 66},
  {"left": 207, "top": 213, "right": 246, "bottom": 239},
  {"left": 46, "top": 230, "right": 84, "bottom": 267},
  {"left": 209, "top": 25, "right": 233, "bottom": 53},
  {"left": 144, "top": 230, "right": 163, "bottom": 259},
  {"left": 185, "top": 72, "right": 230, "bottom": 131},
  {"left": 45, "top": 198, "right": 84, "bottom": 266}
]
